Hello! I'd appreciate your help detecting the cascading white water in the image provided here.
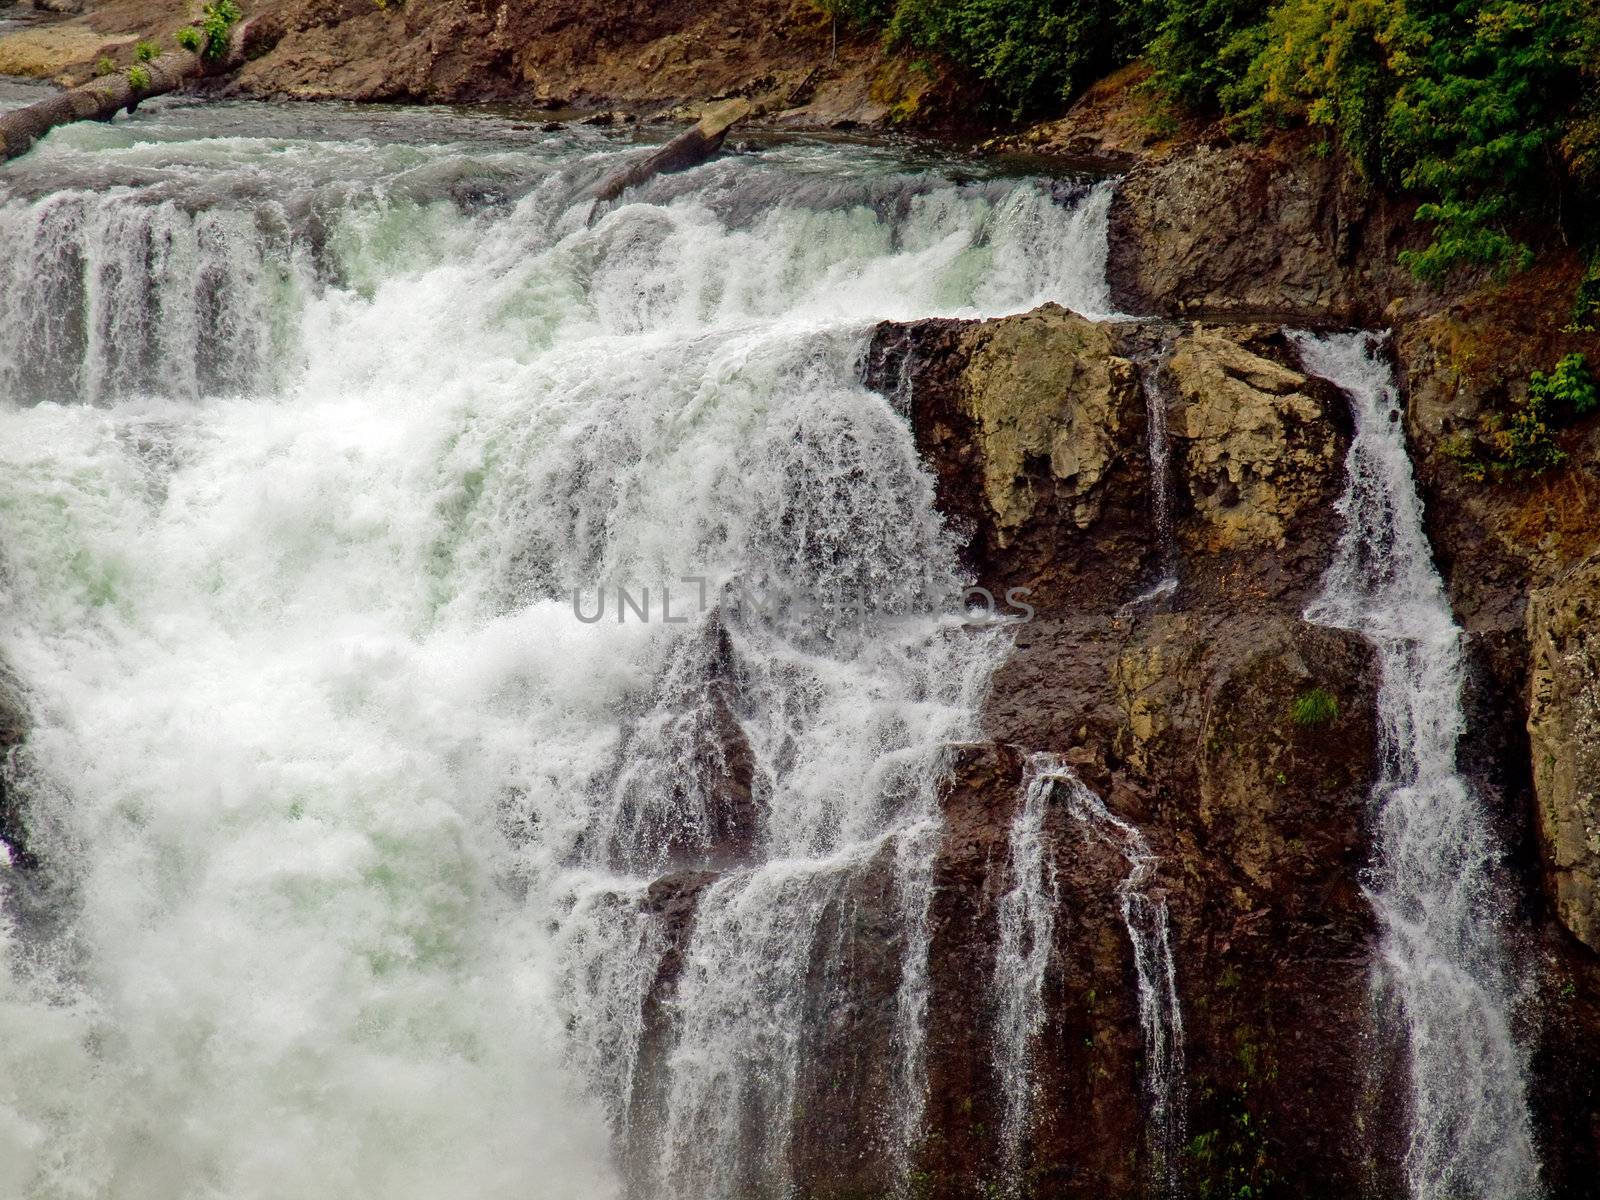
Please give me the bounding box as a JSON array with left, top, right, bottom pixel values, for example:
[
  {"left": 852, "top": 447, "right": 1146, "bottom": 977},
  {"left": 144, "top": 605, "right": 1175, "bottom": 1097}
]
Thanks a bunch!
[
  {"left": 0, "top": 102, "right": 1115, "bottom": 1199},
  {"left": 1291, "top": 330, "right": 1538, "bottom": 1200},
  {"left": 990, "top": 756, "right": 1185, "bottom": 1198}
]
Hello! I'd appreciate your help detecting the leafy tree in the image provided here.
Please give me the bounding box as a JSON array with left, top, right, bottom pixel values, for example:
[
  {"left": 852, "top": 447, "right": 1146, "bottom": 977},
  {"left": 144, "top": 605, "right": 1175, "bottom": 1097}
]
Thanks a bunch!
[
  {"left": 886, "top": 0, "right": 1143, "bottom": 116},
  {"left": 1389, "top": 1, "right": 1588, "bottom": 280},
  {"left": 1221, "top": 0, "right": 1596, "bottom": 280},
  {"left": 1147, "top": 0, "right": 1270, "bottom": 108}
]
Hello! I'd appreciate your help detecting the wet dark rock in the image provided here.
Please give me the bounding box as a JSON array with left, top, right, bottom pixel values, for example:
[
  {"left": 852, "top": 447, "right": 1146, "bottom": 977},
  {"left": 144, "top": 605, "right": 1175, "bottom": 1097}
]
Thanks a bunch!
[
  {"left": 604, "top": 616, "right": 760, "bottom": 874},
  {"left": 919, "top": 742, "right": 1143, "bottom": 1199},
  {"left": 1104, "top": 130, "right": 1428, "bottom": 326},
  {"left": 592, "top": 99, "right": 750, "bottom": 204},
  {"left": 0, "top": 664, "right": 32, "bottom": 872}
]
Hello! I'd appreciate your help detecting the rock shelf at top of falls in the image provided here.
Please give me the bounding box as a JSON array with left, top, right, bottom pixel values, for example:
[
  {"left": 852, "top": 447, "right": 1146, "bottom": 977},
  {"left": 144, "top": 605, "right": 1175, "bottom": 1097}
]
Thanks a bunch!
[{"left": 1, "top": 89, "right": 1598, "bottom": 1200}]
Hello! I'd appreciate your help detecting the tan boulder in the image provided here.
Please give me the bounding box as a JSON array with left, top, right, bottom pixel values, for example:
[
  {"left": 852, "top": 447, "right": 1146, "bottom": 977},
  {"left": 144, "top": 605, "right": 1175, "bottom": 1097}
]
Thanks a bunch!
[
  {"left": 956, "top": 305, "right": 1137, "bottom": 543},
  {"left": 1167, "top": 331, "right": 1340, "bottom": 552}
]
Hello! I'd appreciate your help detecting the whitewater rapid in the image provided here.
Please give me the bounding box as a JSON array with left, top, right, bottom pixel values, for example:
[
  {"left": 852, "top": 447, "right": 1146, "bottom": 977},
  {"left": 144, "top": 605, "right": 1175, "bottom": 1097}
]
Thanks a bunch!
[{"left": 0, "top": 100, "right": 1113, "bottom": 1199}]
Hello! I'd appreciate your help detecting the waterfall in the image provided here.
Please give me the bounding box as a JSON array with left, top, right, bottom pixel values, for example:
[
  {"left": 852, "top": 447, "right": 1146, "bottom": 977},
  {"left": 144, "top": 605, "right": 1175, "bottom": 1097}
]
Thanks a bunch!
[
  {"left": 991, "top": 756, "right": 1186, "bottom": 1198},
  {"left": 1290, "top": 330, "right": 1538, "bottom": 1199},
  {"left": 0, "top": 105, "right": 1116, "bottom": 1200}
]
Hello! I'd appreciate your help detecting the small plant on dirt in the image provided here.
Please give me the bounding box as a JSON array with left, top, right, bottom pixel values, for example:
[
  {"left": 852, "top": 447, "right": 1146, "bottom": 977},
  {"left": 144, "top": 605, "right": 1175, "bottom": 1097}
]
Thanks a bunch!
[
  {"left": 126, "top": 65, "right": 153, "bottom": 91},
  {"left": 200, "top": 0, "right": 243, "bottom": 60},
  {"left": 1572, "top": 257, "right": 1600, "bottom": 332},
  {"left": 94, "top": 56, "right": 117, "bottom": 77},
  {"left": 1439, "top": 354, "right": 1599, "bottom": 483},
  {"left": 135, "top": 39, "right": 161, "bottom": 62},
  {"left": 175, "top": 26, "right": 204, "bottom": 53},
  {"left": 1290, "top": 688, "right": 1339, "bottom": 727},
  {"left": 1491, "top": 353, "right": 1600, "bottom": 474}
]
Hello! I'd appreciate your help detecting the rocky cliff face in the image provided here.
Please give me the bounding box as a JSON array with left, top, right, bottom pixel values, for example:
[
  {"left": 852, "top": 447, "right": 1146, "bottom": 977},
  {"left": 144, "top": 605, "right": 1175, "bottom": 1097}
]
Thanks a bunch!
[
  {"left": 851, "top": 287, "right": 1600, "bottom": 1194},
  {"left": 1529, "top": 557, "right": 1600, "bottom": 956},
  {"left": 860, "top": 308, "right": 1404, "bottom": 1197},
  {"left": 984, "top": 69, "right": 1600, "bottom": 1194}
]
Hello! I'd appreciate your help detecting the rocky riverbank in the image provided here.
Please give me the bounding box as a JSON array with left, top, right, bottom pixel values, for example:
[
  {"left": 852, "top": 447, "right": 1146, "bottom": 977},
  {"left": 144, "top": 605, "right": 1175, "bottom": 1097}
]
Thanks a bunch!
[{"left": 0, "top": 0, "right": 942, "bottom": 125}]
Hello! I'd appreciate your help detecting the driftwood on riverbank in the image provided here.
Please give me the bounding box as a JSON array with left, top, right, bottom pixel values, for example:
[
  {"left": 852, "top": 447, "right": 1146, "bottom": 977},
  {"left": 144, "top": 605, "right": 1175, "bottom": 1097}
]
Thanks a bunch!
[
  {"left": 592, "top": 97, "right": 752, "bottom": 203},
  {"left": 0, "top": 18, "right": 275, "bottom": 165},
  {"left": 0, "top": 48, "right": 204, "bottom": 163}
]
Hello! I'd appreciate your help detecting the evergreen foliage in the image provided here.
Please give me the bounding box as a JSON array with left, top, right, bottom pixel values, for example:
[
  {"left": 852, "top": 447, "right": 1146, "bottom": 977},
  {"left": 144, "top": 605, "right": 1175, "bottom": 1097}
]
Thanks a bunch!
[{"left": 820, "top": 0, "right": 1600, "bottom": 284}]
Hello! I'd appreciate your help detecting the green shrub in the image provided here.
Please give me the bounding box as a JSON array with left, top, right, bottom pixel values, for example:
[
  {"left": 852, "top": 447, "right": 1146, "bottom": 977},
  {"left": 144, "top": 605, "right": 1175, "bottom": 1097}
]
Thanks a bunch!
[
  {"left": 1290, "top": 687, "right": 1339, "bottom": 727},
  {"left": 126, "top": 65, "right": 152, "bottom": 91},
  {"left": 806, "top": 0, "right": 1148, "bottom": 112},
  {"left": 134, "top": 39, "right": 161, "bottom": 62},
  {"left": 1571, "top": 250, "right": 1600, "bottom": 330},
  {"left": 200, "top": 0, "right": 243, "bottom": 60},
  {"left": 1222, "top": 0, "right": 1398, "bottom": 174},
  {"left": 1448, "top": 353, "right": 1600, "bottom": 480},
  {"left": 1532, "top": 352, "right": 1600, "bottom": 418},
  {"left": 175, "top": 26, "right": 204, "bottom": 53},
  {"left": 1491, "top": 352, "right": 1600, "bottom": 473},
  {"left": 1440, "top": 431, "right": 1489, "bottom": 484},
  {"left": 878, "top": 0, "right": 1146, "bottom": 117},
  {"left": 94, "top": 56, "right": 116, "bottom": 77}
]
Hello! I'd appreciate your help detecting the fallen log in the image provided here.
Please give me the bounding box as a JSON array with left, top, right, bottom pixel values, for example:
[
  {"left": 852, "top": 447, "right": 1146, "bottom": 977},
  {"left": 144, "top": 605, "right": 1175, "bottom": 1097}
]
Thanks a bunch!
[
  {"left": 0, "top": 17, "right": 274, "bottom": 165},
  {"left": 0, "top": 49, "right": 203, "bottom": 163},
  {"left": 591, "top": 97, "right": 752, "bottom": 203}
]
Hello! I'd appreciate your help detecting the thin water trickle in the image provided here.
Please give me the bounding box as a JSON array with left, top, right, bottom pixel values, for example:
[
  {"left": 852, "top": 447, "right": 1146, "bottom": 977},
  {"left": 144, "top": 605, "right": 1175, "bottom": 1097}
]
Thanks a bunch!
[
  {"left": 1139, "top": 345, "right": 1179, "bottom": 589},
  {"left": 992, "top": 754, "right": 1066, "bottom": 1198},
  {"left": 1060, "top": 774, "right": 1187, "bottom": 1197},
  {"left": 991, "top": 755, "right": 1186, "bottom": 1199},
  {"left": 1123, "top": 342, "right": 1180, "bottom": 614},
  {"left": 1291, "top": 329, "right": 1538, "bottom": 1200}
]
